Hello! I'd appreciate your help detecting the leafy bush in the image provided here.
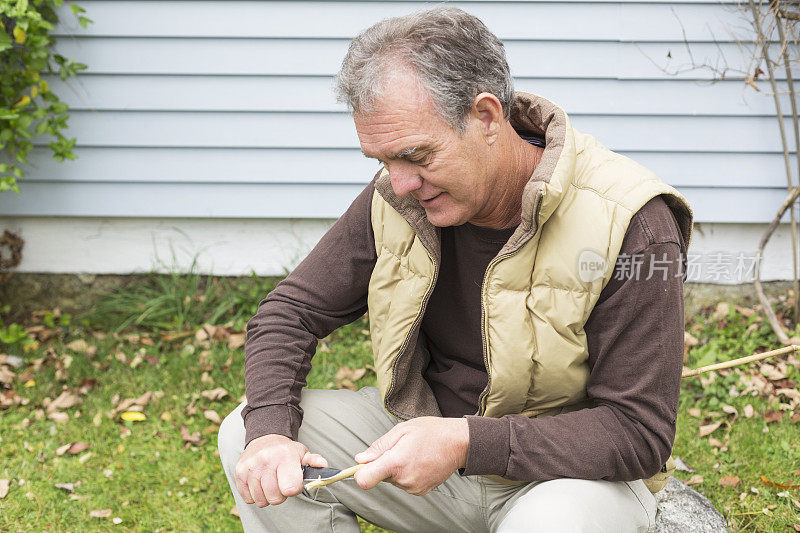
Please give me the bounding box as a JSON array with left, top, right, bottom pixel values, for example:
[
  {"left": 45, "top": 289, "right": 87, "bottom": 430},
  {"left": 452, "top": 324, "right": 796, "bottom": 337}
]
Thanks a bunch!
[{"left": 0, "top": 0, "right": 91, "bottom": 193}]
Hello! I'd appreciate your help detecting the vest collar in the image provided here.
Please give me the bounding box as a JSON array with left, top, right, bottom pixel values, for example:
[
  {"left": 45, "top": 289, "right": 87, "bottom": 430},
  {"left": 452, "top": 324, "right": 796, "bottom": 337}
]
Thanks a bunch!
[{"left": 373, "top": 91, "right": 578, "bottom": 261}]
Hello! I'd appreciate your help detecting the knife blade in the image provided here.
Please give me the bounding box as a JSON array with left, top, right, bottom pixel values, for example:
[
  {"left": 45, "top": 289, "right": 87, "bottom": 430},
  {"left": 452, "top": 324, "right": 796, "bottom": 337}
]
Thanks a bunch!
[{"left": 302, "top": 465, "right": 343, "bottom": 481}]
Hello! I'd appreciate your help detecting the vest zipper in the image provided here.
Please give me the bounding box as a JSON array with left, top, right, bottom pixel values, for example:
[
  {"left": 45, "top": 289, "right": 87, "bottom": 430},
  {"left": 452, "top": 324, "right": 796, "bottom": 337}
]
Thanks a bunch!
[
  {"left": 477, "top": 191, "right": 544, "bottom": 416},
  {"left": 383, "top": 247, "right": 440, "bottom": 421}
]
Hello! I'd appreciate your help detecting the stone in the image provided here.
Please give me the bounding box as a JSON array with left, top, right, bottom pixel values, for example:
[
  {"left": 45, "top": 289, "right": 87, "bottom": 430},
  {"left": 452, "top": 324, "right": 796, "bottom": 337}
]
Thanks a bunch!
[{"left": 655, "top": 477, "right": 728, "bottom": 532}]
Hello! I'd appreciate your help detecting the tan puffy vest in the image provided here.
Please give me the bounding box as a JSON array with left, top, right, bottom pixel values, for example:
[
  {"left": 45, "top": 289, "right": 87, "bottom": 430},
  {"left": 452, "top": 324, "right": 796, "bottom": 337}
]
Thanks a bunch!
[{"left": 366, "top": 92, "right": 694, "bottom": 492}]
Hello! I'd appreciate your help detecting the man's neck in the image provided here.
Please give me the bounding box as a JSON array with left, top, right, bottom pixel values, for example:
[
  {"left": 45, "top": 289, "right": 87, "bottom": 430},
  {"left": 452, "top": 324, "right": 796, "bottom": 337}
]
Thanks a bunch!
[{"left": 469, "top": 128, "right": 543, "bottom": 230}]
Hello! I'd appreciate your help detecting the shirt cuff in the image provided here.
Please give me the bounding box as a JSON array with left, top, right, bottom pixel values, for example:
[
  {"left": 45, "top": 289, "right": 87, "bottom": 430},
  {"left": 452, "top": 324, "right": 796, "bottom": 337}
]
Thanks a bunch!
[
  {"left": 242, "top": 403, "right": 302, "bottom": 449},
  {"left": 460, "top": 415, "right": 510, "bottom": 477}
]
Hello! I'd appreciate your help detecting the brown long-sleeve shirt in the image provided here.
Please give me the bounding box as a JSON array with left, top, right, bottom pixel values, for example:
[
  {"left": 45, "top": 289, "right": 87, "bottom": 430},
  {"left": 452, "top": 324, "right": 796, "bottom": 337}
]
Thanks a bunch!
[{"left": 242, "top": 178, "right": 687, "bottom": 482}]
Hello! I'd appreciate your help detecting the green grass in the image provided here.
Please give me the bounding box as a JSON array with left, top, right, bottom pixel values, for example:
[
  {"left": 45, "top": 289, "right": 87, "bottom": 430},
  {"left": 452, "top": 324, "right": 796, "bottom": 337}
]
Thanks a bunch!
[{"left": 1, "top": 270, "right": 799, "bottom": 532}]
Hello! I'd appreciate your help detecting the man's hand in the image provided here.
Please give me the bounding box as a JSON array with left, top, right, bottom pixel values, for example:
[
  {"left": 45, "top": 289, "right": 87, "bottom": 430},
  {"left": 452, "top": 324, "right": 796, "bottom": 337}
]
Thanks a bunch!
[
  {"left": 234, "top": 434, "right": 328, "bottom": 507},
  {"left": 353, "top": 417, "right": 470, "bottom": 496}
]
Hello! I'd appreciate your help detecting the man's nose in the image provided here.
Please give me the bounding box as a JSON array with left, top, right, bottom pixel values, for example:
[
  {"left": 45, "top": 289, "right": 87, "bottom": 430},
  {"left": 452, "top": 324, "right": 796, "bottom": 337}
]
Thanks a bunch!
[{"left": 388, "top": 162, "right": 423, "bottom": 197}]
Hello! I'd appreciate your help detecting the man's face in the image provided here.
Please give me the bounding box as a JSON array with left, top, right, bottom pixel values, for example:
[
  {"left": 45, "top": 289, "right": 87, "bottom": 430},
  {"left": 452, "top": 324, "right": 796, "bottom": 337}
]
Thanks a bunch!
[{"left": 354, "top": 71, "right": 493, "bottom": 227}]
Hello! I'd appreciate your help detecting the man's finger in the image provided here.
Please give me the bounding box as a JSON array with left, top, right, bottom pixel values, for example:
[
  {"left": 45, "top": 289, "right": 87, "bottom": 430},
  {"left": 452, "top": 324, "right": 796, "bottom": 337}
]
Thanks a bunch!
[
  {"left": 247, "top": 472, "right": 269, "bottom": 507},
  {"left": 234, "top": 462, "right": 256, "bottom": 504},
  {"left": 260, "top": 469, "right": 286, "bottom": 505},
  {"left": 354, "top": 451, "right": 396, "bottom": 490},
  {"left": 276, "top": 460, "right": 303, "bottom": 497},
  {"left": 301, "top": 451, "right": 329, "bottom": 468},
  {"left": 235, "top": 473, "right": 255, "bottom": 504},
  {"left": 354, "top": 425, "right": 404, "bottom": 464}
]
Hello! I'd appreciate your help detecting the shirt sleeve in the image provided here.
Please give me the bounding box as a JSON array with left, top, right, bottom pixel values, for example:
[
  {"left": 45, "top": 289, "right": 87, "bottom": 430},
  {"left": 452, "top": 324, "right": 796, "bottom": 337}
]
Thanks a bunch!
[
  {"left": 241, "top": 178, "right": 378, "bottom": 449},
  {"left": 461, "top": 196, "right": 688, "bottom": 481}
]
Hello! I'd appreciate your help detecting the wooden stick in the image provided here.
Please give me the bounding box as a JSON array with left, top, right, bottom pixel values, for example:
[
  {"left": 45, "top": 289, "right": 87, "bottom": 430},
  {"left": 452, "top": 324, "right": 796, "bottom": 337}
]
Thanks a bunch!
[
  {"left": 304, "top": 463, "right": 364, "bottom": 491},
  {"left": 681, "top": 345, "right": 800, "bottom": 378}
]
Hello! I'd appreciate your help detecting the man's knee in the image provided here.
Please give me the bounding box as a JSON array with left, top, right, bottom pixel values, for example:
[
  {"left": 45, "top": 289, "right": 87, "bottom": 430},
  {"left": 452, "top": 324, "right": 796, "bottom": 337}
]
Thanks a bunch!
[
  {"left": 496, "top": 479, "right": 652, "bottom": 532},
  {"left": 218, "top": 400, "right": 247, "bottom": 471}
]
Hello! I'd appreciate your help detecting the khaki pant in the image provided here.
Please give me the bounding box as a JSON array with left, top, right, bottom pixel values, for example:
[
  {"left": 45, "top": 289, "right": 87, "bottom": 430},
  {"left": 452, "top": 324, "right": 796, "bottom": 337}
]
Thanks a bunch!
[{"left": 218, "top": 387, "right": 657, "bottom": 533}]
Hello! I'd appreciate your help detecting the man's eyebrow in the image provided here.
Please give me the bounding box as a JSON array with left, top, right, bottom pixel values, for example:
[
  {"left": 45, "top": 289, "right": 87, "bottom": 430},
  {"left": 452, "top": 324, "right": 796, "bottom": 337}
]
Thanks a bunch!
[{"left": 361, "top": 145, "right": 432, "bottom": 161}]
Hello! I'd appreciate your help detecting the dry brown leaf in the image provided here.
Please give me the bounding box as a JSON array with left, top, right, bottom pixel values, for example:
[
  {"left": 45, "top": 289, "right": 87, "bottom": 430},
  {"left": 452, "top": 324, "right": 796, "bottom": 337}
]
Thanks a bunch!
[
  {"left": 89, "top": 509, "right": 112, "bottom": 518},
  {"left": 113, "top": 391, "right": 153, "bottom": 414},
  {"left": 764, "top": 410, "right": 784, "bottom": 423},
  {"left": 760, "top": 475, "right": 800, "bottom": 489},
  {"left": 698, "top": 421, "right": 722, "bottom": 437},
  {"left": 0, "top": 479, "right": 9, "bottom": 498},
  {"left": 713, "top": 302, "right": 730, "bottom": 321},
  {"left": 181, "top": 424, "right": 201, "bottom": 443},
  {"left": 48, "top": 411, "right": 69, "bottom": 424},
  {"left": 743, "top": 404, "right": 754, "bottom": 418},
  {"left": 54, "top": 482, "right": 75, "bottom": 493},
  {"left": 228, "top": 333, "right": 246, "bottom": 349},
  {"left": 761, "top": 363, "right": 788, "bottom": 381},
  {"left": 201, "top": 388, "right": 228, "bottom": 401},
  {"left": 204, "top": 409, "right": 222, "bottom": 425},
  {"left": 688, "top": 408, "right": 702, "bottom": 418},
  {"left": 46, "top": 390, "right": 81, "bottom": 413},
  {"left": 0, "top": 366, "right": 14, "bottom": 385},
  {"left": 735, "top": 305, "right": 756, "bottom": 318},
  {"left": 55, "top": 443, "right": 72, "bottom": 456},
  {"left": 686, "top": 474, "right": 704, "bottom": 486},
  {"left": 67, "top": 442, "right": 90, "bottom": 455},
  {"left": 201, "top": 371, "right": 214, "bottom": 384},
  {"left": 719, "top": 474, "right": 741, "bottom": 488},
  {"left": 709, "top": 437, "right": 724, "bottom": 448},
  {"left": 721, "top": 405, "right": 738, "bottom": 417},
  {"left": 66, "top": 339, "right": 89, "bottom": 353}
]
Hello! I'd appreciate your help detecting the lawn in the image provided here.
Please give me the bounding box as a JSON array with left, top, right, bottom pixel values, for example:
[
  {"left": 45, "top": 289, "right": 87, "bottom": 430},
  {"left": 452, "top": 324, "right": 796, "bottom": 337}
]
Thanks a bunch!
[{"left": 1, "top": 269, "right": 799, "bottom": 532}]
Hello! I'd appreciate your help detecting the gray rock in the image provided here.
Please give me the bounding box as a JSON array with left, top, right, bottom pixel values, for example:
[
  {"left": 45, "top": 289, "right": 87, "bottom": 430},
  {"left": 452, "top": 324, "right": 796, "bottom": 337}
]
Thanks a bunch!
[{"left": 655, "top": 477, "right": 728, "bottom": 532}]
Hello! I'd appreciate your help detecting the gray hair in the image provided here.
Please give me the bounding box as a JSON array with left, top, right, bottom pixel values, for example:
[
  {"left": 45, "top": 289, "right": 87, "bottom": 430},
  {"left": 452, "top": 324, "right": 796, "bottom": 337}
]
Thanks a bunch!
[{"left": 334, "top": 6, "right": 514, "bottom": 134}]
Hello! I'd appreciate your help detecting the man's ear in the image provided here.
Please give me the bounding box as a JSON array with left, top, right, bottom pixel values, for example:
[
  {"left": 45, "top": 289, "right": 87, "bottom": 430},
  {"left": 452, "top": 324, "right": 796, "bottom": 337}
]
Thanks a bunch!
[{"left": 472, "top": 92, "right": 503, "bottom": 145}]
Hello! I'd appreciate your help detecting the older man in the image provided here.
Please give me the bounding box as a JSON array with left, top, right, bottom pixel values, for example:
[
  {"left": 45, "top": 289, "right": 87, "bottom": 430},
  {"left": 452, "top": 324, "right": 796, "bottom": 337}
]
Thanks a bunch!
[{"left": 219, "top": 6, "right": 693, "bottom": 533}]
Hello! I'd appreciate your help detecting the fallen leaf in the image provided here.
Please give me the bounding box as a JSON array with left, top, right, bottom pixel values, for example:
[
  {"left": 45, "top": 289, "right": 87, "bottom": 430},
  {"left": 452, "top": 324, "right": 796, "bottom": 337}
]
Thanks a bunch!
[
  {"left": 89, "top": 509, "right": 112, "bottom": 518},
  {"left": 200, "top": 388, "right": 228, "bottom": 401},
  {"left": 48, "top": 411, "right": 69, "bottom": 424},
  {"left": 204, "top": 409, "right": 222, "bottom": 425},
  {"left": 160, "top": 411, "right": 172, "bottom": 421},
  {"left": 201, "top": 371, "right": 214, "bottom": 384},
  {"left": 698, "top": 421, "right": 722, "bottom": 437},
  {"left": 0, "top": 479, "right": 9, "bottom": 498},
  {"left": 66, "top": 339, "right": 89, "bottom": 353},
  {"left": 760, "top": 475, "right": 800, "bottom": 489},
  {"left": 744, "top": 404, "right": 754, "bottom": 418},
  {"left": 120, "top": 411, "right": 146, "bottom": 422},
  {"left": 45, "top": 390, "right": 81, "bottom": 413},
  {"left": 686, "top": 474, "right": 704, "bottom": 486},
  {"left": 55, "top": 443, "right": 72, "bottom": 456},
  {"left": 709, "top": 437, "right": 724, "bottom": 448},
  {"left": 764, "top": 410, "right": 784, "bottom": 423},
  {"left": 65, "top": 442, "right": 90, "bottom": 455},
  {"left": 688, "top": 408, "right": 702, "bottom": 418},
  {"left": 78, "top": 452, "right": 93, "bottom": 463},
  {"left": 54, "top": 482, "right": 75, "bottom": 493},
  {"left": 721, "top": 405, "right": 738, "bottom": 417},
  {"left": 181, "top": 424, "right": 201, "bottom": 444},
  {"left": 719, "top": 474, "right": 741, "bottom": 488},
  {"left": 114, "top": 391, "right": 153, "bottom": 414},
  {"left": 713, "top": 302, "right": 730, "bottom": 321},
  {"left": 228, "top": 333, "right": 246, "bottom": 349}
]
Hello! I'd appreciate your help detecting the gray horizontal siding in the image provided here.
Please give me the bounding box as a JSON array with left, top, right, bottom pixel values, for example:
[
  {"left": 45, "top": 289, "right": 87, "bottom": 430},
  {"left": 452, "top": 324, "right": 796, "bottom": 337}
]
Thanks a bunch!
[
  {"left": 1, "top": 0, "right": 796, "bottom": 225},
  {"left": 0, "top": 181, "right": 787, "bottom": 224},
  {"left": 51, "top": 1, "right": 750, "bottom": 42},
  {"left": 15, "top": 147, "right": 799, "bottom": 189},
  {"left": 24, "top": 111, "right": 799, "bottom": 152},
  {"left": 51, "top": 39, "right": 786, "bottom": 80}
]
